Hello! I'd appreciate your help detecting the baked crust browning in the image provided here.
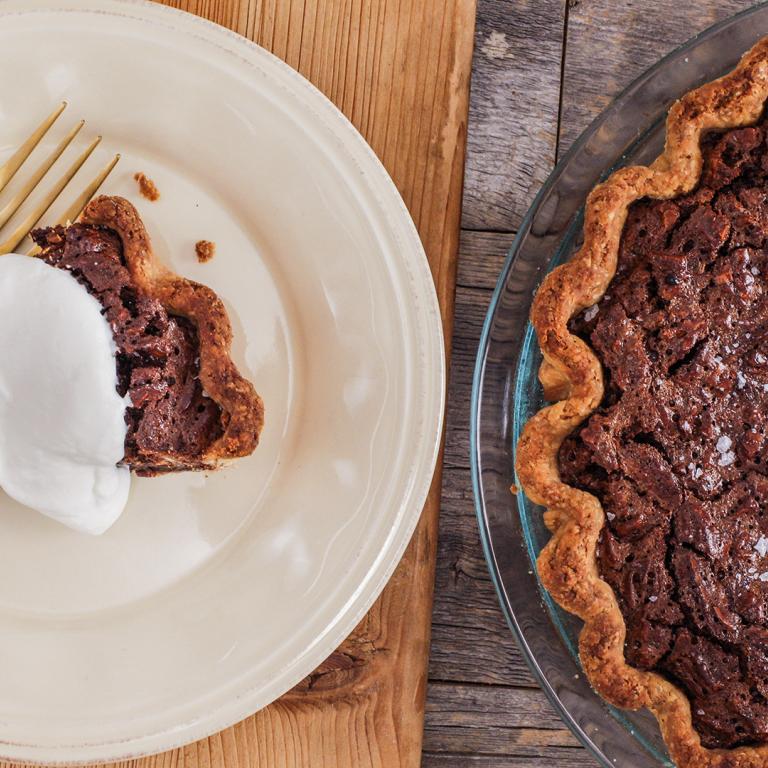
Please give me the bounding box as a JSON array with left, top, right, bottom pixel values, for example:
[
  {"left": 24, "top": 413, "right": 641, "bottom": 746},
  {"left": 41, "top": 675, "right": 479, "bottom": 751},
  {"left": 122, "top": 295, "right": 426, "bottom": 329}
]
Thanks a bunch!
[
  {"left": 516, "top": 38, "right": 768, "bottom": 768},
  {"left": 81, "top": 195, "right": 264, "bottom": 471}
]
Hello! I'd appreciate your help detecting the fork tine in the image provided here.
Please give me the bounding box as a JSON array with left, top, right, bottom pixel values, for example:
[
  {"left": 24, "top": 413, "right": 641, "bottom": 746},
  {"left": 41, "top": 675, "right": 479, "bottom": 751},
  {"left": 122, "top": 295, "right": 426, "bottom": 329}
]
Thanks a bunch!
[
  {"left": 0, "top": 135, "right": 101, "bottom": 256},
  {"left": 0, "top": 120, "right": 85, "bottom": 231},
  {"left": 55, "top": 153, "right": 120, "bottom": 227},
  {"left": 0, "top": 103, "right": 66, "bottom": 194},
  {"left": 27, "top": 153, "right": 121, "bottom": 257}
]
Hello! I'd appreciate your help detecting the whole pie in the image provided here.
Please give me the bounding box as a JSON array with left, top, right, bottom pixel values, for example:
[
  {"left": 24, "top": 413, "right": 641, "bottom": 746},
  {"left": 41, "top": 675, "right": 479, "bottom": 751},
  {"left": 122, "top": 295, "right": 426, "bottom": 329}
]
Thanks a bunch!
[
  {"left": 32, "top": 195, "right": 264, "bottom": 475},
  {"left": 516, "top": 37, "right": 768, "bottom": 767}
]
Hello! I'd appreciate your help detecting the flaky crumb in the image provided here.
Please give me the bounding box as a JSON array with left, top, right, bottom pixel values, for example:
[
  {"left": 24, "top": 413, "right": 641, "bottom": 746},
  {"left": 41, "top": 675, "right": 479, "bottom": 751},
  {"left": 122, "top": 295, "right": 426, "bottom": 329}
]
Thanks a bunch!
[
  {"left": 195, "top": 240, "right": 216, "bottom": 263},
  {"left": 134, "top": 172, "right": 160, "bottom": 202}
]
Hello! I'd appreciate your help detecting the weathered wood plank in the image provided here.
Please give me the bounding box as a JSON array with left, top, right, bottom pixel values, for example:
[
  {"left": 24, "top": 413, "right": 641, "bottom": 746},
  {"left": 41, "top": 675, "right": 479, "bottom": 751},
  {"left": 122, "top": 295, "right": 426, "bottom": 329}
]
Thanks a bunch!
[
  {"left": 434, "top": 465, "right": 511, "bottom": 619},
  {"left": 430, "top": 227, "right": 538, "bottom": 694},
  {"left": 457, "top": 230, "right": 514, "bottom": 290},
  {"left": 422, "top": 753, "right": 595, "bottom": 768},
  {"left": 461, "top": 1, "right": 564, "bottom": 231},
  {"left": 428, "top": 619, "right": 536, "bottom": 688},
  {"left": 423, "top": 5, "right": 768, "bottom": 768},
  {"left": 430, "top": 465, "right": 536, "bottom": 688},
  {"left": 447, "top": 7, "right": 768, "bottom": 768},
  {"left": 443, "top": 235, "right": 521, "bottom": 471},
  {"left": 443, "top": 290, "right": 499, "bottom": 472},
  {"left": 425, "top": 724, "right": 580, "bottom": 756},
  {"left": 559, "top": 0, "right": 756, "bottom": 156},
  {"left": 451, "top": 285, "right": 498, "bottom": 344},
  {"left": 422, "top": 685, "right": 590, "bottom": 767},
  {"left": 425, "top": 682, "right": 578, "bottom": 731}
]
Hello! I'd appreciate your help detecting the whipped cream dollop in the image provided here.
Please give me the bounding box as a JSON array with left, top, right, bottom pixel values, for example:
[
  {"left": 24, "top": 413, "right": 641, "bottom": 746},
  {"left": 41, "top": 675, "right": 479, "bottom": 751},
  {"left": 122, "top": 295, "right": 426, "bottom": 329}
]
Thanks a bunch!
[{"left": 0, "top": 255, "right": 130, "bottom": 534}]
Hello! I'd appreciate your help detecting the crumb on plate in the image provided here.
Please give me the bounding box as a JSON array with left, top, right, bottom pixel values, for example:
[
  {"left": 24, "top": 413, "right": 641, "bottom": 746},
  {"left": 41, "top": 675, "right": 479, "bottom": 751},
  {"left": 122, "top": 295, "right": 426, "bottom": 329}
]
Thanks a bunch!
[
  {"left": 134, "top": 172, "right": 160, "bottom": 202},
  {"left": 195, "top": 240, "right": 216, "bottom": 263}
]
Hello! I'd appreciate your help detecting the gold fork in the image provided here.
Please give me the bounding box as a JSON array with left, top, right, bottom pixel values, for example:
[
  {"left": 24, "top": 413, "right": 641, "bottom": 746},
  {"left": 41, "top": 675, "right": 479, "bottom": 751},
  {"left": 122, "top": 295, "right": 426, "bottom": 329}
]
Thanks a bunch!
[{"left": 0, "top": 103, "right": 120, "bottom": 256}]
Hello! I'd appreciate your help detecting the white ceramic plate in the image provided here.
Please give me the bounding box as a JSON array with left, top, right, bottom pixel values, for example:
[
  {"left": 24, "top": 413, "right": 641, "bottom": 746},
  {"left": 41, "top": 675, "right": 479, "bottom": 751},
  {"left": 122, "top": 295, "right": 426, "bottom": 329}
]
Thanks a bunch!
[{"left": 0, "top": 0, "right": 445, "bottom": 762}]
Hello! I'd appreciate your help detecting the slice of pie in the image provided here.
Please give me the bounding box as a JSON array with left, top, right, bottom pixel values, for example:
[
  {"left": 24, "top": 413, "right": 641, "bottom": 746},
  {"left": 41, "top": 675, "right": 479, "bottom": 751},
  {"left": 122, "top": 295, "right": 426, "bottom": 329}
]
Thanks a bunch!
[
  {"left": 32, "top": 195, "right": 264, "bottom": 476},
  {"left": 516, "top": 37, "right": 768, "bottom": 767}
]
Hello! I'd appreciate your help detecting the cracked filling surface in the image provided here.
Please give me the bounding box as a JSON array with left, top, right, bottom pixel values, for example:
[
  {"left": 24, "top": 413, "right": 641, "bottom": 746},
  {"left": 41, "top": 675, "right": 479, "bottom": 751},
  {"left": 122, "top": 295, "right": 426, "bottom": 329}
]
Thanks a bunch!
[
  {"left": 32, "top": 223, "right": 223, "bottom": 475},
  {"left": 559, "top": 116, "right": 768, "bottom": 749}
]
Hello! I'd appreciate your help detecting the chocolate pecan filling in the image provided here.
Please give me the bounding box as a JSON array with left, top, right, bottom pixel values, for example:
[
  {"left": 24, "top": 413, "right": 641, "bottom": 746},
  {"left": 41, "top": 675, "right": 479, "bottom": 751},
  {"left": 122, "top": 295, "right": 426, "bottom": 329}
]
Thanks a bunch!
[
  {"left": 32, "top": 223, "right": 223, "bottom": 475},
  {"left": 559, "top": 117, "right": 768, "bottom": 749}
]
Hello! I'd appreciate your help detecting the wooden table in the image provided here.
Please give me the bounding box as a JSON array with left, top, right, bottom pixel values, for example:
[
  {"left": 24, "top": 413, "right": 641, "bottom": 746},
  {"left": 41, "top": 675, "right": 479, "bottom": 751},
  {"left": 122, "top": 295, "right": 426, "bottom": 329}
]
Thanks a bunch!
[
  {"left": 93, "top": 2, "right": 473, "bottom": 768},
  {"left": 10, "top": 3, "right": 762, "bottom": 768},
  {"left": 423, "top": 1, "right": 764, "bottom": 766}
]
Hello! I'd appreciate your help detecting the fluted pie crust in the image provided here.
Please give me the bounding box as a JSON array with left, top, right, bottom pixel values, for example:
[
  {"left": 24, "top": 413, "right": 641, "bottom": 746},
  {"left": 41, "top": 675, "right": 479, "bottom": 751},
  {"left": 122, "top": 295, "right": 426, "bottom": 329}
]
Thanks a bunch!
[
  {"left": 516, "top": 37, "right": 768, "bottom": 768},
  {"left": 80, "top": 195, "right": 264, "bottom": 471}
]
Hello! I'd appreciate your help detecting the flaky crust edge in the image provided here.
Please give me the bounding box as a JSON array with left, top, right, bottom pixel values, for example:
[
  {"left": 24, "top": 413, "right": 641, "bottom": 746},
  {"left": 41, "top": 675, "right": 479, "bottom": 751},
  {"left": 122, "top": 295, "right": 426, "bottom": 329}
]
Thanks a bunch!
[
  {"left": 81, "top": 195, "right": 264, "bottom": 469},
  {"left": 515, "top": 37, "right": 768, "bottom": 768}
]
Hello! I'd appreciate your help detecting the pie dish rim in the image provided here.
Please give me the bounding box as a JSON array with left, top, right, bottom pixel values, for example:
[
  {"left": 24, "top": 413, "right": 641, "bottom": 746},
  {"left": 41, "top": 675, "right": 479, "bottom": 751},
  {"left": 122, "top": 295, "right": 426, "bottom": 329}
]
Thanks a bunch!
[{"left": 516, "top": 35, "right": 768, "bottom": 768}]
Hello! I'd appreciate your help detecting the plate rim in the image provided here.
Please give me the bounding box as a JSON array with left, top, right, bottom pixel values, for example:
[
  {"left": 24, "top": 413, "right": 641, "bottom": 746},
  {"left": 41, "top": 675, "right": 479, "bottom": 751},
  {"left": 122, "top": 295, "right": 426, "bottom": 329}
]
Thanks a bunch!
[{"left": 0, "top": 0, "right": 446, "bottom": 762}]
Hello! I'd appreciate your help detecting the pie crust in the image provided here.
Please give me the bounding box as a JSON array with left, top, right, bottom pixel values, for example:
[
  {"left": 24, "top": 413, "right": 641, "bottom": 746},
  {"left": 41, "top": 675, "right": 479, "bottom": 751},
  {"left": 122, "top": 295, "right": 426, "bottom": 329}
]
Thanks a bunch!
[
  {"left": 79, "top": 195, "right": 264, "bottom": 471},
  {"left": 516, "top": 37, "right": 768, "bottom": 768}
]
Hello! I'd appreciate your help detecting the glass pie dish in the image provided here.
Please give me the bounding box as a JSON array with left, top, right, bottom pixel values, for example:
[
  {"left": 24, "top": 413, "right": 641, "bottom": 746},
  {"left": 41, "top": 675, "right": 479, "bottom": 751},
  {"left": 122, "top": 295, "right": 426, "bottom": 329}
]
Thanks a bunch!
[{"left": 471, "top": 5, "right": 768, "bottom": 767}]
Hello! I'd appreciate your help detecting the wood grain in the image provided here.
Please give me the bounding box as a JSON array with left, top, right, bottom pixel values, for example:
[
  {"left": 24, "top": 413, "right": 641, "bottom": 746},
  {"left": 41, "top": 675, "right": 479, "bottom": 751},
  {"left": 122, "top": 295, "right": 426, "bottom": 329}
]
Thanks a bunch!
[
  {"left": 425, "top": 682, "right": 580, "bottom": 732},
  {"left": 423, "top": 684, "right": 582, "bottom": 759},
  {"left": 156, "top": 1, "right": 474, "bottom": 766},
  {"left": 461, "top": 0, "right": 564, "bottom": 232},
  {"left": 422, "top": 753, "right": 594, "bottom": 768},
  {"left": 20, "top": 1, "right": 473, "bottom": 768},
  {"left": 428, "top": 3, "right": 768, "bottom": 767},
  {"left": 429, "top": 234, "right": 535, "bottom": 693},
  {"left": 14, "top": 2, "right": 764, "bottom": 767},
  {"left": 456, "top": 230, "right": 514, "bottom": 290},
  {"left": 559, "top": 0, "right": 757, "bottom": 155}
]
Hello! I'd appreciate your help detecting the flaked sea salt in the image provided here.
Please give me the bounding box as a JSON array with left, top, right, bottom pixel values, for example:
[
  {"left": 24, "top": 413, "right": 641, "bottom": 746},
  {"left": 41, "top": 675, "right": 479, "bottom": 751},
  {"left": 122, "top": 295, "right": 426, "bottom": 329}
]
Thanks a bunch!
[
  {"left": 752, "top": 266, "right": 761, "bottom": 275},
  {"left": 754, "top": 535, "right": 768, "bottom": 558},
  {"left": 759, "top": 571, "right": 768, "bottom": 582},
  {"left": 716, "top": 435, "right": 732, "bottom": 453},
  {"left": 737, "top": 371, "right": 747, "bottom": 389},
  {"left": 583, "top": 304, "right": 599, "bottom": 322},
  {"left": 758, "top": 353, "right": 767, "bottom": 364},
  {"left": 746, "top": 273, "right": 755, "bottom": 285},
  {"left": 606, "top": 511, "right": 616, "bottom": 521},
  {"left": 718, "top": 451, "right": 736, "bottom": 467},
  {"left": 648, "top": 595, "right": 658, "bottom": 603}
]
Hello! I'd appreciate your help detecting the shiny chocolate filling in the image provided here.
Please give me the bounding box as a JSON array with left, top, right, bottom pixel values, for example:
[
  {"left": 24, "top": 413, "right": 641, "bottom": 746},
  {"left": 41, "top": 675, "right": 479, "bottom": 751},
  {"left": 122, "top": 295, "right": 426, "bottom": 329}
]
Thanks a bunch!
[
  {"left": 559, "top": 117, "right": 768, "bottom": 748},
  {"left": 32, "top": 223, "right": 223, "bottom": 475}
]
